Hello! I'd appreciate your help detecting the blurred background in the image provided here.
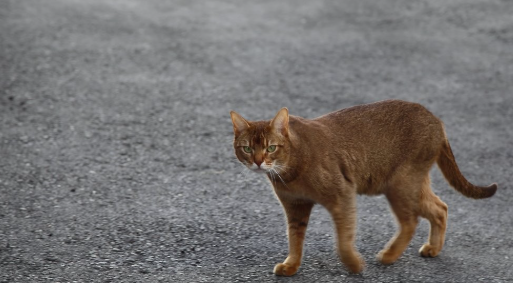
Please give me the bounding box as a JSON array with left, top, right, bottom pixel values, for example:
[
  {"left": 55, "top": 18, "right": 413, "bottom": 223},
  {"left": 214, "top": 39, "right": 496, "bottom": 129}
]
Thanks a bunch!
[{"left": 1, "top": 0, "right": 512, "bottom": 282}]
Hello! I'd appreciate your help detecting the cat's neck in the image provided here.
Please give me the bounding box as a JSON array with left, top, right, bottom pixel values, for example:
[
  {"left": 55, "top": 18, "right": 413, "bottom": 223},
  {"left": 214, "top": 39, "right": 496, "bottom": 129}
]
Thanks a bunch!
[{"left": 267, "top": 117, "right": 313, "bottom": 186}]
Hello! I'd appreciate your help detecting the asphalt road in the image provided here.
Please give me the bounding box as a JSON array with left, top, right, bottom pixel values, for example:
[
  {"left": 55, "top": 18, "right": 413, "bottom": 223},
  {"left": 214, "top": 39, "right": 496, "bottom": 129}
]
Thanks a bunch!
[{"left": 1, "top": 0, "right": 512, "bottom": 282}]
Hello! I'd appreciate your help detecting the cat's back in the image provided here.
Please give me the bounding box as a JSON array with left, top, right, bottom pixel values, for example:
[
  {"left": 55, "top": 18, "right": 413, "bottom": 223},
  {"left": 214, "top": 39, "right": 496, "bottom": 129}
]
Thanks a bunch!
[
  {"left": 316, "top": 100, "right": 442, "bottom": 131},
  {"left": 313, "top": 100, "right": 446, "bottom": 164}
]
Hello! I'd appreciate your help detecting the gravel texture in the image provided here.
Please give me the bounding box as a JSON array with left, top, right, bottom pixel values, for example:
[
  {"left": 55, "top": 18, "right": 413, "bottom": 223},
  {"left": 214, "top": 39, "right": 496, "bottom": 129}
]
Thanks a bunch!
[{"left": 1, "top": 0, "right": 512, "bottom": 282}]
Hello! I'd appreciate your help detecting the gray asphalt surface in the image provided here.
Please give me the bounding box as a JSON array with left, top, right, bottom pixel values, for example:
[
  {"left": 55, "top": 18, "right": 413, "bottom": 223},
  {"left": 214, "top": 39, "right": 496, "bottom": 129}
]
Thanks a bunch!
[{"left": 1, "top": 0, "right": 512, "bottom": 282}]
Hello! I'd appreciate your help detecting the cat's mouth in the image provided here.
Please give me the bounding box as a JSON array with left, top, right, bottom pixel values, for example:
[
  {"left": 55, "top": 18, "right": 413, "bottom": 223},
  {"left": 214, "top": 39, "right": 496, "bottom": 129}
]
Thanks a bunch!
[{"left": 247, "top": 163, "right": 273, "bottom": 174}]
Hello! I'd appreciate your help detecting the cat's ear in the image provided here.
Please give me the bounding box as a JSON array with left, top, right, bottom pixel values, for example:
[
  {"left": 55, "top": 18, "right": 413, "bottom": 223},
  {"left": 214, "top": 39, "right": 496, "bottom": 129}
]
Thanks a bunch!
[
  {"left": 270, "top": 107, "right": 289, "bottom": 136},
  {"left": 230, "top": 111, "right": 250, "bottom": 136}
]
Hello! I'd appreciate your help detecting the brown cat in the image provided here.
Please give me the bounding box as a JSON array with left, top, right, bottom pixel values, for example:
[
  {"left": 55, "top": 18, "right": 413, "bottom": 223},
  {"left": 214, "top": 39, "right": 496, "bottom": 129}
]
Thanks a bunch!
[{"left": 230, "top": 100, "right": 497, "bottom": 276}]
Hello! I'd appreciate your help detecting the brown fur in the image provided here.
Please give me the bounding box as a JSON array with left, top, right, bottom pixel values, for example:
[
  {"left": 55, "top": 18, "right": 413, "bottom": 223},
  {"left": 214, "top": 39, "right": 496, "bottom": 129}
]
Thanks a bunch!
[{"left": 230, "top": 100, "right": 497, "bottom": 276}]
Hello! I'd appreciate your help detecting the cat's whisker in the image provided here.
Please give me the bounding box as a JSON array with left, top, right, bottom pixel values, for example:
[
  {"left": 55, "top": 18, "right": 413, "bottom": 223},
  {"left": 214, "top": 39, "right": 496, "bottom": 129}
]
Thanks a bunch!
[
  {"left": 272, "top": 163, "right": 290, "bottom": 185},
  {"left": 273, "top": 168, "right": 290, "bottom": 190},
  {"left": 268, "top": 169, "right": 277, "bottom": 185},
  {"left": 273, "top": 163, "right": 290, "bottom": 171}
]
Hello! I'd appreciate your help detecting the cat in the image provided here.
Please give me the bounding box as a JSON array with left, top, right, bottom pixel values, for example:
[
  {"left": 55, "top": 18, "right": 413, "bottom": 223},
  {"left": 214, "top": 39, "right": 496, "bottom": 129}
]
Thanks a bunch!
[{"left": 230, "top": 99, "right": 497, "bottom": 276}]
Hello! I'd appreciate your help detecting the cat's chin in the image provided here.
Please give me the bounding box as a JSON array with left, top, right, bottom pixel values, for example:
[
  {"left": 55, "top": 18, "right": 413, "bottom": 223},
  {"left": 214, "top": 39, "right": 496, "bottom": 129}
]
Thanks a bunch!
[{"left": 249, "top": 168, "right": 268, "bottom": 174}]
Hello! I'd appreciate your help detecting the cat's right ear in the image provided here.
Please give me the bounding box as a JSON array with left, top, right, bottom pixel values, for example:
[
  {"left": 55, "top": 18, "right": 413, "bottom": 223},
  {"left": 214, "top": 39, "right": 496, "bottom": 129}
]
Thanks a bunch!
[{"left": 230, "top": 111, "right": 250, "bottom": 136}]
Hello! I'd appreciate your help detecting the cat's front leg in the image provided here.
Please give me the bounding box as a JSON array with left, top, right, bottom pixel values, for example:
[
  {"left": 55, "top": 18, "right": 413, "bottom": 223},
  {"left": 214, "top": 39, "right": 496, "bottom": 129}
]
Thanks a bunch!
[
  {"left": 327, "top": 198, "right": 365, "bottom": 274},
  {"left": 273, "top": 198, "right": 314, "bottom": 276}
]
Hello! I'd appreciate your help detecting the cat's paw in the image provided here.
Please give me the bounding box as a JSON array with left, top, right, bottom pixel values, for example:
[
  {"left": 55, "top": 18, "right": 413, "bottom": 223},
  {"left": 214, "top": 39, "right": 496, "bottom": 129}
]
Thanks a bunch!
[
  {"left": 419, "top": 244, "right": 440, "bottom": 257},
  {"left": 376, "top": 249, "right": 400, "bottom": 265},
  {"left": 341, "top": 253, "right": 365, "bottom": 274},
  {"left": 273, "top": 263, "right": 299, "bottom": 276}
]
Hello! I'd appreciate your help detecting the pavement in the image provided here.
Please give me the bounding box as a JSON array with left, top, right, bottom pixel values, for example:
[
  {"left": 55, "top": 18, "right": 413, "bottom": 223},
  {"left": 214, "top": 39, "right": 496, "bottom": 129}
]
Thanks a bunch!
[{"left": 1, "top": 0, "right": 512, "bottom": 282}]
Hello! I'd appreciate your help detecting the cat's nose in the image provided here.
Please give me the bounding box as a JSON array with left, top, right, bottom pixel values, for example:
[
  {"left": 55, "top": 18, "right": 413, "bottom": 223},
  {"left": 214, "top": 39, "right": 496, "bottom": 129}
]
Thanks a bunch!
[{"left": 255, "top": 160, "right": 263, "bottom": 168}]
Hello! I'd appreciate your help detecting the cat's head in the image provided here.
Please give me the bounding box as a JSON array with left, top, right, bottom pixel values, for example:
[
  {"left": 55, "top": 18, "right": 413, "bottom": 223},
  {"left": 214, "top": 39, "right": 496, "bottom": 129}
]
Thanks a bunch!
[{"left": 230, "top": 108, "right": 290, "bottom": 174}]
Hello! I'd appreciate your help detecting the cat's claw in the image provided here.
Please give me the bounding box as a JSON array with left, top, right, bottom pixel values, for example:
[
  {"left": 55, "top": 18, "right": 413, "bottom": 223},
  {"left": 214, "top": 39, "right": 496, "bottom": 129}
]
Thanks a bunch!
[{"left": 273, "top": 263, "right": 299, "bottom": 276}]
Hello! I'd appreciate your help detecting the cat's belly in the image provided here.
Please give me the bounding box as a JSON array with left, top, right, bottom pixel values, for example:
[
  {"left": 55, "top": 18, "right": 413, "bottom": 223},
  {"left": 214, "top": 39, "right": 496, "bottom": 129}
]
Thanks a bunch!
[
  {"left": 271, "top": 175, "right": 355, "bottom": 205},
  {"left": 357, "top": 185, "right": 385, "bottom": 196}
]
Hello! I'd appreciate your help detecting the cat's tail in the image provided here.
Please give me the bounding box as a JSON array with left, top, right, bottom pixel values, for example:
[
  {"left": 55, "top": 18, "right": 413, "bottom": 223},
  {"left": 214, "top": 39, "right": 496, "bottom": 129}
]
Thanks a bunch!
[{"left": 437, "top": 139, "right": 497, "bottom": 199}]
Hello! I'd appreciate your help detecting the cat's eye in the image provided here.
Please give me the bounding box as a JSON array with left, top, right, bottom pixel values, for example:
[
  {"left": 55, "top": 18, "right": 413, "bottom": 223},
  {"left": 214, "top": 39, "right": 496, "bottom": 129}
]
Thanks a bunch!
[
  {"left": 243, "top": 146, "right": 252, "bottom": 153},
  {"left": 267, "top": 145, "right": 277, "bottom": 153}
]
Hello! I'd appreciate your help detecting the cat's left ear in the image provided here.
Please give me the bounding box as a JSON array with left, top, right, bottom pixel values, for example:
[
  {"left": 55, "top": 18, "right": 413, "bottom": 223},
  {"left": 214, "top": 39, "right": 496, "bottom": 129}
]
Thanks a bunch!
[
  {"left": 270, "top": 107, "right": 289, "bottom": 136},
  {"left": 230, "top": 111, "right": 250, "bottom": 136}
]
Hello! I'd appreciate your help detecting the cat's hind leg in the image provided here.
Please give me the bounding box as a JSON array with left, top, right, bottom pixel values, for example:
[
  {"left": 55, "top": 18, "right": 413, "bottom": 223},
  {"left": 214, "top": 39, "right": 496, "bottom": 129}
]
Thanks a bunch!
[
  {"left": 418, "top": 180, "right": 448, "bottom": 258},
  {"left": 377, "top": 187, "right": 420, "bottom": 265},
  {"left": 273, "top": 198, "right": 314, "bottom": 276}
]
